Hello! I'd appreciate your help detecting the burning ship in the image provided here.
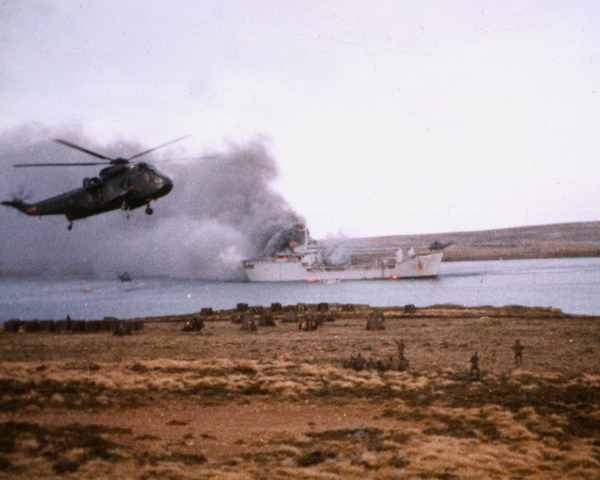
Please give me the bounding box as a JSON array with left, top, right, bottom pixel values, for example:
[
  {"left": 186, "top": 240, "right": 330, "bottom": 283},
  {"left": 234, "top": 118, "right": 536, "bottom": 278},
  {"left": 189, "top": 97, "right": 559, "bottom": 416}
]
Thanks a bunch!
[{"left": 242, "top": 226, "right": 444, "bottom": 282}]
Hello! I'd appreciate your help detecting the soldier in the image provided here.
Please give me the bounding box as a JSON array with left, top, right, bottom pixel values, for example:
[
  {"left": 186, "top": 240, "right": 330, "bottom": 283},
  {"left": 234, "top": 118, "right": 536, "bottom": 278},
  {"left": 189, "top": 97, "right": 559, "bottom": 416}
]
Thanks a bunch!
[
  {"left": 395, "top": 339, "right": 405, "bottom": 358},
  {"left": 512, "top": 339, "right": 524, "bottom": 365},
  {"left": 353, "top": 353, "right": 366, "bottom": 371},
  {"left": 299, "top": 317, "right": 318, "bottom": 331},
  {"left": 398, "top": 355, "right": 409, "bottom": 372},
  {"left": 395, "top": 340, "right": 409, "bottom": 371},
  {"left": 469, "top": 351, "right": 480, "bottom": 380}
]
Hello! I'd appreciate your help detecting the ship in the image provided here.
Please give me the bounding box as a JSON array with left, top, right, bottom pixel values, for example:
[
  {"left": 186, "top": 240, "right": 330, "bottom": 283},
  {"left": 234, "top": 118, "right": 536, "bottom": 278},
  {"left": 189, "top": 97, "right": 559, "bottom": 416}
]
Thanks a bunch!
[{"left": 242, "top": 228, "right": 443, "bottom": 282}]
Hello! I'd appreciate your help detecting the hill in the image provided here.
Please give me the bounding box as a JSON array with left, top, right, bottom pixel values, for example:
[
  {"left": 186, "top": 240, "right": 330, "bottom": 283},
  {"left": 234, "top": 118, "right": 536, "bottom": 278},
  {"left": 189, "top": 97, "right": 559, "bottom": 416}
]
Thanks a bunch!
[{"left": 345, "top": 221, "right": 600, "bottom": 262}]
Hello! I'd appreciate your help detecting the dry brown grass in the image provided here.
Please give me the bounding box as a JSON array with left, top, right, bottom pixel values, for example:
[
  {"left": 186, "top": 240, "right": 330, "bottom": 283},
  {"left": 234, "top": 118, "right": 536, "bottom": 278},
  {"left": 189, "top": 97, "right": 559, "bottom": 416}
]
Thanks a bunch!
[{"left": 1, "top": 304, "right": 599, "bottom": 479}]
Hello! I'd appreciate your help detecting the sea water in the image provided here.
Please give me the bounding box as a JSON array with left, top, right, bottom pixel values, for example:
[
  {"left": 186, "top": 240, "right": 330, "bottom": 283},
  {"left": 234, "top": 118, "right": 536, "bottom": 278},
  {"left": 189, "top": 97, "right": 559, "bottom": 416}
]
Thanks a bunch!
[{"left": 1, "top": 257, "right": 599, "bottom": 321}]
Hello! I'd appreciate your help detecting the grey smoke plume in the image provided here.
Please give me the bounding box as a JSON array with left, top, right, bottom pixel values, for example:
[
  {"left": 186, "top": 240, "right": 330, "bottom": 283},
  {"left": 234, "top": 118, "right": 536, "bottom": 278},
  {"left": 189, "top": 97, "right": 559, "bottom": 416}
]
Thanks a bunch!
[
  {"left": 323, "top": 244, "right": 352, "bottom": 266},
  {"left": 0, "top": 125, "right": 304, "bottom": 280},
  {"left": 260, "top": 225, "right": 307, "bottom": 258},
  {"left": 320, "top": 231, "right": 352, "bottom": 266}
]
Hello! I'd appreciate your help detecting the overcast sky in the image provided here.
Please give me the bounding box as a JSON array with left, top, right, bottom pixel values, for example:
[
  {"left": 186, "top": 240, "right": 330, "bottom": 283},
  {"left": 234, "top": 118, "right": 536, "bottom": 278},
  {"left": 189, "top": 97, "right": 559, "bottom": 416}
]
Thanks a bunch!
[{"left": 1, "top": 1, "right": 599, "bottom": 239}]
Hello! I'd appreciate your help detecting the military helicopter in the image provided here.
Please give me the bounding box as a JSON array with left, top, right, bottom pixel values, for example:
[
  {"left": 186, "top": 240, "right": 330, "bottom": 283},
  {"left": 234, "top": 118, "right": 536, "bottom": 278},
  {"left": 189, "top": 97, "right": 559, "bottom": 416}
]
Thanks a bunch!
[{"left": 2, "top": 136, "right": 188, "bottom": 230}]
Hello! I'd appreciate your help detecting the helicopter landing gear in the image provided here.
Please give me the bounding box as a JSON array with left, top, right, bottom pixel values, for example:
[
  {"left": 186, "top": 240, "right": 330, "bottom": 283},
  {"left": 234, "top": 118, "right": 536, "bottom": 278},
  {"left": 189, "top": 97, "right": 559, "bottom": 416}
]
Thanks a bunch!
[
  {"left": 67, "top": 222, "right": 73, "bottom": 231},
  {"left": 145, "top": 204, "right": 153, "bottom": 215},
  {"left": 121, "top": 200, "right": 131, "bottom": 219}
]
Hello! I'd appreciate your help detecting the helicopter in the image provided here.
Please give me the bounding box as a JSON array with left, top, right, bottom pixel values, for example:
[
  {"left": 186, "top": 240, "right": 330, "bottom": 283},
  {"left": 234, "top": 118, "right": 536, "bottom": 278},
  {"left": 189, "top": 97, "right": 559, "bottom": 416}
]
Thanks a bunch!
[{"left": 2, "top": 136, "right": 188, "bottom": 230}]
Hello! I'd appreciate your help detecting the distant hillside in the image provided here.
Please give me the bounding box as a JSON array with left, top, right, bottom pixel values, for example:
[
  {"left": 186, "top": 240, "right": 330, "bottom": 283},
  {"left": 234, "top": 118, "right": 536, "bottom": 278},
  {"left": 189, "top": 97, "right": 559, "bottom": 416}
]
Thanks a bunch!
[{"left": 344, "top": 221, "right": 600, "bottom": 262}]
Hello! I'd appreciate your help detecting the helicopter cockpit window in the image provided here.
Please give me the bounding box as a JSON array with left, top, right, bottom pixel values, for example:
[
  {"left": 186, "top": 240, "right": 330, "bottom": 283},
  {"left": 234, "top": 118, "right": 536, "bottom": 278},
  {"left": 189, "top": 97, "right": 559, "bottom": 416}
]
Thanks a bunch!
[
  {"left": 142, "top": 163, "right": 161, "bottom": 174},
  {"left": 83, "top": 177, "right": 100, "bottom": 188},
  {"left": 131, "top": 163, "right": 156, "bottom": 173}
]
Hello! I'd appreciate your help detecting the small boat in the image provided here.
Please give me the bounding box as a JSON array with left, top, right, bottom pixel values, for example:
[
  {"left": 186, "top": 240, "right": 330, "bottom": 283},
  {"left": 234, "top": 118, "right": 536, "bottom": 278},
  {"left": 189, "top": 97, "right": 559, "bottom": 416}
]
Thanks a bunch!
[{"left": 118, "top": 272, "right": 133, "bottom": 282}]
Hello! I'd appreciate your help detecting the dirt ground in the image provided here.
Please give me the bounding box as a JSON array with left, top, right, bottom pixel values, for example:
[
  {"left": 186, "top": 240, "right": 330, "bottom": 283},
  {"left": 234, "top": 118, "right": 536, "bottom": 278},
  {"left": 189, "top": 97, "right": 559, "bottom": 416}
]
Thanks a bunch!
[{"left": 1, "top": 304, "right": 600, "bottom": 479}]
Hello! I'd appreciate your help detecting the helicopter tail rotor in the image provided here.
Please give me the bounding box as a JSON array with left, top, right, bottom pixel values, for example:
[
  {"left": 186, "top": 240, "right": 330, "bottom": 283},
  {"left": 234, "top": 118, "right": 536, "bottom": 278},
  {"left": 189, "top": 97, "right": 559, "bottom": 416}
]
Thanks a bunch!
[{"left": 1, "top": 199, "right": 34, "bottom": 215}]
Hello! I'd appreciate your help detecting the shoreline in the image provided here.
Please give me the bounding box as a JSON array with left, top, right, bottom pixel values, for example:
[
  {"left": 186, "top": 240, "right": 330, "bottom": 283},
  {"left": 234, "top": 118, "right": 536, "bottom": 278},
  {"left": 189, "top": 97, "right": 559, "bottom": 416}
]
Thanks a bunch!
[{"left": 3, "top": 303, "right": 599, "bottom": 330}]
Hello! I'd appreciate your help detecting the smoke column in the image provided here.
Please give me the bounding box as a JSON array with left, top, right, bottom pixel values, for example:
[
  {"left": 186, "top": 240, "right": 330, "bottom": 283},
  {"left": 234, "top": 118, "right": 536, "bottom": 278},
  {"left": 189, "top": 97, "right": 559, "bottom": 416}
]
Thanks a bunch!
[{"left": 0, "top": 126, "right": 304, "bottom": 280}]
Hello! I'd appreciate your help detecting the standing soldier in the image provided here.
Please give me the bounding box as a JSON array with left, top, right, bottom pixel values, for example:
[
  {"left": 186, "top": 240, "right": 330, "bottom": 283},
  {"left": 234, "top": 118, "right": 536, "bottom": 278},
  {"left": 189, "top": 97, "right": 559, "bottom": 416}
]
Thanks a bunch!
[
  {"left": 394, "top": 339, "right": 409, "bottom": 371},
  {"left": 395, "top": 339, "right": 405, "bottom": 357},
  {"left": 513, "top": 339, "right": 524, "bottom": 365},
  {"left": 469, "top": 351, "right": 480, "bottom": 380}
]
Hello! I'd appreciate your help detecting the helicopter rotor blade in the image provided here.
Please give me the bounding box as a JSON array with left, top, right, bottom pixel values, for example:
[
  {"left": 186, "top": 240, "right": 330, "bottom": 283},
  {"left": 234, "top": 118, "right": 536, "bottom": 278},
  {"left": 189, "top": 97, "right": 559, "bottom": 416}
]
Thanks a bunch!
[
  {"left": 54, "top": 139, "right": 115, "bottom": 161},
  {"left": 14, "top": 162, "right": 111, "bottom": 168},
  {"left": 176, "top": 154, "right": 220, "bottom": 161},
  {"left": 127, "top": 135, "right": 191, "bottom": 161}
]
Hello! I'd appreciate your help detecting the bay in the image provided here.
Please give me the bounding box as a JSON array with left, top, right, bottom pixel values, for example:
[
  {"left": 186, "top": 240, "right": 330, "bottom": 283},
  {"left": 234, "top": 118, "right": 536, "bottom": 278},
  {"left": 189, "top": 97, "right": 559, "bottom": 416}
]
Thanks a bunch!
[{"left": 1, "top": 257, "right": 599, "bottom": 321}]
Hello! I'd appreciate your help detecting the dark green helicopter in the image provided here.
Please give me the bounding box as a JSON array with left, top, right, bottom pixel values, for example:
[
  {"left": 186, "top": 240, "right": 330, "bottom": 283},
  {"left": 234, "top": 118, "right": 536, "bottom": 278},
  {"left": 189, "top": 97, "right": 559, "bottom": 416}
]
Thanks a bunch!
[{"left": 2, "top": 136, "right": 188, "bottom": 230}]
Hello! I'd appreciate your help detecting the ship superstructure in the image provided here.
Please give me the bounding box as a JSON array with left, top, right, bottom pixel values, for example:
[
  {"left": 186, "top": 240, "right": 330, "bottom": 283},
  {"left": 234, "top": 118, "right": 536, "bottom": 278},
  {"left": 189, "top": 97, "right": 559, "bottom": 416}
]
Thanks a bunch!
[{"left": 243, "top": 229, "right": 443, "bottom": 282}]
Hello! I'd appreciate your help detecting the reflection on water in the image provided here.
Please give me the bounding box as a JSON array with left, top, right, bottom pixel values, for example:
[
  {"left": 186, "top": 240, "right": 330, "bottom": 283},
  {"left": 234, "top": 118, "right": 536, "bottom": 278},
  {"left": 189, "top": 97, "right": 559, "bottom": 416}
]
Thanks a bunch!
[{"left": 1, "top": 257, "right": 600, "bottom": 320}]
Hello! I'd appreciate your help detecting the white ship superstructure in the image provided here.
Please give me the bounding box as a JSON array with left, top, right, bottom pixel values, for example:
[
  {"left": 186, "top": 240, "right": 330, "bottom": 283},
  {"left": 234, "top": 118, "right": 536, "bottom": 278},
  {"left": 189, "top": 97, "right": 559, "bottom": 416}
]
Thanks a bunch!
[{"left": 243, "top": 230, "right": 443, "bottom": 282}]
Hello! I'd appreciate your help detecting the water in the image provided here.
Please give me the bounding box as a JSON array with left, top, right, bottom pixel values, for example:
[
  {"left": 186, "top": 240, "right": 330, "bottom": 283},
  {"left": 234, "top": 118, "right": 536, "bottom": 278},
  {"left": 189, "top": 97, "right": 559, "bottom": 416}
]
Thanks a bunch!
[{"left": 1, "top": 257, "right": 599, "bottom": 321}]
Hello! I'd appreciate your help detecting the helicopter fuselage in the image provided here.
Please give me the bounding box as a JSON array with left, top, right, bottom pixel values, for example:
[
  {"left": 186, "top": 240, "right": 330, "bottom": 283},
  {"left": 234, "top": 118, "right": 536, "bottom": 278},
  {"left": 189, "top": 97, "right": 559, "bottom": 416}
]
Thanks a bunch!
[{"left": 3, "top": 162, "right": 173, "bottom": 225}]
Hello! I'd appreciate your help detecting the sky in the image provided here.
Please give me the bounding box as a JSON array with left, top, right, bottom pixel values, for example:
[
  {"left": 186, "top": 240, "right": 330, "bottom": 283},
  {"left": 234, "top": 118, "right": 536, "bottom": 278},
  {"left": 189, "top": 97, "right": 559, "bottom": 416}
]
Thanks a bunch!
[{"left": 1, "top": 1, "right": 599, "bottom": 243}]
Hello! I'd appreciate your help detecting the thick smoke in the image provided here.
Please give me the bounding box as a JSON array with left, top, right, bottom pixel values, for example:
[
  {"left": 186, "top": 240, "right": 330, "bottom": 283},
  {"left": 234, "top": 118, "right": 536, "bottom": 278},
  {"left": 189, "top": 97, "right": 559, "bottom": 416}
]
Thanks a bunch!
[
  {"left": 260, "top": 225, "right": 307, "bottom": 258},
  {"left": 320, "top": 231, "right": 352, "bottom": 266},
  {"left": 0, "top": 126, "right": 304, "bottom": 280},
  {"left": 323, "top": 244, "right": 352, "bottom": 266}
]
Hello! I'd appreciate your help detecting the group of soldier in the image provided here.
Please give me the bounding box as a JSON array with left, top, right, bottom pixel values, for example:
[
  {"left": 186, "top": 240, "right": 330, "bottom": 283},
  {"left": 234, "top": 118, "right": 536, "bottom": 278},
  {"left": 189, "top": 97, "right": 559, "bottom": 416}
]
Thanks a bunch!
[
  {"left": 469, "top": 339, "right": 524, "bottom": 379},
  {"left": 232, "top": 302, "right": 334, "bottom": 332},
  {"left": 344, "top": 338, "right": 524, "bottom": 377},
  {"left": 344, "top": 338, "right": 410, "bottom": 372},
  {"left": 178, "top": 304, "right": 526, "bottom": 378}
]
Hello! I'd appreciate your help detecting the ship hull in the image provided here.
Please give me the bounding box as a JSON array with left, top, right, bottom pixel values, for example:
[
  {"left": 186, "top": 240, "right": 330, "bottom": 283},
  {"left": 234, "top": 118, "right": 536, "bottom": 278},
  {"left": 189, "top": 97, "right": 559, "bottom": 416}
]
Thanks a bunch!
[{"left": 243, "top": 252, "right": 443, "bottom": 282}]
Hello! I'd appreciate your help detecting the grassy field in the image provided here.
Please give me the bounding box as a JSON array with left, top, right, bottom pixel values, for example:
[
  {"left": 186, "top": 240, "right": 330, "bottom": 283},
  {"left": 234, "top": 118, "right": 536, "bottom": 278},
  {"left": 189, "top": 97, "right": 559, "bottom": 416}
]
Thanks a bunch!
[{"left": 1, "top": 304, "right": 600, "bottom": 479}]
